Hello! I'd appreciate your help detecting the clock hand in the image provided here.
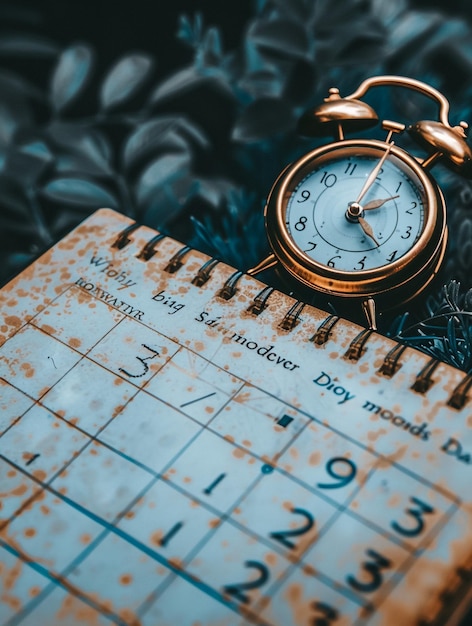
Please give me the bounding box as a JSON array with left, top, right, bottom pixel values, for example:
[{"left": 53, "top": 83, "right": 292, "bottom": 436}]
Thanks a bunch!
[
  {"left": 355, "top": 142, "right": 394, "bottom": 204},
  {"left": 358, "top": 216, "right": 380, "bottom": 247},
  {"left": 363, "top": 195, "right": 400, "bottom": 210}
]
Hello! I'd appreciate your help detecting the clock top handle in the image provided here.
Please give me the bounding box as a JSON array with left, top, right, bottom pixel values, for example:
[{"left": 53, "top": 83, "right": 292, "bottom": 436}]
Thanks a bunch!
[{"left": 345, "top": 75, "right": 452, "bottom": 128}]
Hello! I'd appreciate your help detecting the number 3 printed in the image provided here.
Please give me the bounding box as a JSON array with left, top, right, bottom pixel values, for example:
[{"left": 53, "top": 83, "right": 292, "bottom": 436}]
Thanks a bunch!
[
  {"left": 346, "top": 548, "right": 392, "bottom": 593},
  {"left": 391, "top": 496, "right": 434, "bottom": 538}
]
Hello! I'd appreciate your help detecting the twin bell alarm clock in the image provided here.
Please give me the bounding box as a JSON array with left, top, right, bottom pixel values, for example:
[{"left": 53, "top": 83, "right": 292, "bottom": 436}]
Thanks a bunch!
[{"left": 247, "top": 75, "right": 472, "bottom": 328}]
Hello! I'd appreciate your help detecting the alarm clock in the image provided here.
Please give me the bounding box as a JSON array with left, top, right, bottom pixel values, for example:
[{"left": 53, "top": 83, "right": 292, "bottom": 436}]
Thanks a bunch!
[{"left": 247, "top": 76, "right": 472, "bottom": 329}]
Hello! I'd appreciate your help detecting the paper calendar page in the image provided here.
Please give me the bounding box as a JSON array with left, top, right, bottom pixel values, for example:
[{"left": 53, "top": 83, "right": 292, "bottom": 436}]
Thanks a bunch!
[{"left": 1, "top": 208, "right": 472, "bottom": 626}]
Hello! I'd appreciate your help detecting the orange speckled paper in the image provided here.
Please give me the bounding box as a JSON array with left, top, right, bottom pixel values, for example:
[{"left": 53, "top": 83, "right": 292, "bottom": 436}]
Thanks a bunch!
[{"left": 1, "top": 208, "right": 471, "bottom": 626}]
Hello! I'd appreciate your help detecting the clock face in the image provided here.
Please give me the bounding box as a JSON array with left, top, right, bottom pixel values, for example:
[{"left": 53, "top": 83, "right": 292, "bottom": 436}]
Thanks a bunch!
[{"left": 284, "top": 144, "right": 427, "bottom": 273}]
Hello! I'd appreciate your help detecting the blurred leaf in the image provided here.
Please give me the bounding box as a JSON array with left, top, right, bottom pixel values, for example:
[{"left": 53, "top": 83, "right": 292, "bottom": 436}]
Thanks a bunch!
[
  {"left": 4, "top": 140, "right": 53, "bottom": 184},
  {"left": 135, "top": 152, "right": 196, "bottom": 224},
  {"left": 192, "top": 176, "right": 236, "bottom": 209},
  {"left": 149, "top": 66, "right": 232, "bottom": 106},
  {"left": 267, "top": 0, "right": 314, "bottom": 22},
  {"left": 41, "top": 177, "right": 118, "bottom": 208},
  {"left": 0, "top": 70, "right": 45, "bottom": 103},
  {"left": 0, "top": 34, "right": 58, "bottom": 57},
  {"left": 0, "top": 175, "right": 32, "bottom": 226},
  {"left": 247, "top": 18, "right": 311, "bottom": 61},
  {"left": 122, "top": 115, "right": 209, "bottom": 171},
  {"left": 196, "top": 27, "right": 223, "bottom": 68},
  {"left": 177, "top": 13, "right": 204, "bottom": 49},
  {"left": 50, "top": 43, "right": 94, "bottom": 113},
  {"left": 239, "top": 68, "right": 284, "bottom": 99},
  {"left": 47, "top": 122, "right": 112, "bottom": 175},
  {"left": 123, "top": 118, "right": 187, "bottom": 170},
  {"left": 232, "top": 97, "right": 294, "bottom": 142},
  {"left": 100, "top": 53, "right": 154, "bottom": 111}
]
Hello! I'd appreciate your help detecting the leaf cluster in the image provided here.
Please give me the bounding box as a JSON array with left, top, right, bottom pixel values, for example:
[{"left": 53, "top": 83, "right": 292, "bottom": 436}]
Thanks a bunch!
[{"left": 1, "top": 0, "right": 472, "bottom": 369}]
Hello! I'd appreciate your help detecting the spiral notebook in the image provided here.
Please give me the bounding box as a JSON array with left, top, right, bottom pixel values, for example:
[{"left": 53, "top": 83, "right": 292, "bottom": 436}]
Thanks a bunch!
[{"left": 1, "top": 208, "right": 472, "bottom": 626}]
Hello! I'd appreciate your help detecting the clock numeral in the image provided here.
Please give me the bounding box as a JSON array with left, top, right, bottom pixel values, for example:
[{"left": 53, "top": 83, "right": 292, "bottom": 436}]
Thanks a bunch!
[
  {"left": 297, "top": 190, "right": 311, "bottom": 202},
  {"left": 375, "top": 167, "right": 384, "bottom": 180},
  {"left": 401, "top": 226, "right": 412, "bottom": 239},
  {"left": 304, "top": 241, "right": 317, "bottom": 252},
  {"left": 320, "top": 171, "right": 337, "bottom": 188},
  {"left": 386, "top": 250, "right": 398, "bottom": 263},
  {"left": 327, "top": 255, "right": 341, "bottom": 268},
  {"left": 395, "top": 181, "right": 403, "bottom": 193},
  {"left": 344, "top": 162, "right": 358, "bottom": 176},
  {"left": 294, "top": 216, "right": 308, "bottom": 231},
  {"left": 406, "top": 201, "right": 417, "bottom": 215},
  {"left": 355, "top": 256, "right": 367, "bottom": 270}
]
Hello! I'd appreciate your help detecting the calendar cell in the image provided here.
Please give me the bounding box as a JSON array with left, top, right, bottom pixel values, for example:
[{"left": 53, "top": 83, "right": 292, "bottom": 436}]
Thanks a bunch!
[
  {"left": 303, "top": 514, "right": 410, "bottom": 603},
  {"left": 41, "top": 358, "right": 137, "bottom": 436},
  {"left": 0, "top": 379, "right": 33, "bottom": 435},
  {"left": 210, "top": 386, "right": 308, "bottom": 463},
  {"left": 117, "top": 479, "right": 220, "bottom": 563},
  {"left": 261, "top": 566, "right": 365, "bottom": 626},
  {"left": 232, "top": 469, "right": 339, "bottom": 560},
  {"left": 348, "top": 462, "right": 456, "bottom": 550},
  {"left": 66, "top": 531, "right": 171, "bottom": 620},
  {"left": 0, "top": 404, "right": 91, "bottom": 483},
  {"left": 50, "top": 440, "right": 155, "bottom": 523},
  {"left": 278, "top": 421, "right": 378, "bottom": 505},
  {"left": 0, "top": 458, "right": 43, "bottom": 522},
  {"left": 165, "top": 429, "right": 262, "bottom": 514},
  {"left": 3, "top": 488, "right": 104, "bottom": 573},
  {"left": 16, "top": 585, "right": 116, "bottom": 626},
  {"left": 32, "top": 285, "right": 124, "bottom": 353},
  {"left": 0, "top": 325, "right": 81, "bottom": 398},
  {"left": 146, "top": 348, "right": 243, "bottom": 425},
  {"left": 185, "top": 521, "right": 292, "bottom": 614},
  {"left": 142, "top": 575, "right": 239, "bottom": 626},
  {"left": 87, "top": 316, "right": 179, "bottom": 387},
  {"left": 0, "top": 548, "right": 51, "bottom": 625},
  {"left": 98, "top": 391, "right": 202, "bottom": 474}
]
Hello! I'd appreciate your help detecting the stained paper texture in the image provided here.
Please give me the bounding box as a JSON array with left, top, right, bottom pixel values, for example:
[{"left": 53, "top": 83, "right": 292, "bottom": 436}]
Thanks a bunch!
[{"left": 1, "top": 209, "right": 471, "bottom": 625}]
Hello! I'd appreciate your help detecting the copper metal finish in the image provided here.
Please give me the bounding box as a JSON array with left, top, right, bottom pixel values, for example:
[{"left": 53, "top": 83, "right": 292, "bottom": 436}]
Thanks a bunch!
[{"left": 260, "top": 75, "right": 468, "bottom": 319}]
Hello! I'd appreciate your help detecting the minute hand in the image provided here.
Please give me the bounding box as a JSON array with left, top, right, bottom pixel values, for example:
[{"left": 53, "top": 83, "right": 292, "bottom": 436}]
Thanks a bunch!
[{"left": 355, "top": 142, "right": 394, "bottom": 204}]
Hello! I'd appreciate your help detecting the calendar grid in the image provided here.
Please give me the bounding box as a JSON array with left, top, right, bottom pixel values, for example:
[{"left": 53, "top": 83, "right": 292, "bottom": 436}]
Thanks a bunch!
[{"left": 0, "top": 222, "right": 468, "bottom": 626}]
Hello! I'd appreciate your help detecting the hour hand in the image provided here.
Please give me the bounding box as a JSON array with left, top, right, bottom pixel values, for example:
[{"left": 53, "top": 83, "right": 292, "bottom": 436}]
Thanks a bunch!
[
  {"left": 358, "top": 216, "right": 379, "bottom": 247},
  {"left": 363, "top": 195, "right": 399, "bottom": 210}
]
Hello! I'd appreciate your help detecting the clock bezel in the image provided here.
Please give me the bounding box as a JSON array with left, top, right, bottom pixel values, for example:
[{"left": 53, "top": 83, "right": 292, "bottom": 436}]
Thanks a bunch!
[{"left": 264, "top": 139, "right": 447, "bottom": 300}]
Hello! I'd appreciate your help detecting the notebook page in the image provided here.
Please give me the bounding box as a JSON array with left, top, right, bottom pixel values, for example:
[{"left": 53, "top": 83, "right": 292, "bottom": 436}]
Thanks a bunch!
[{"left": 1, "top": 208, "right": 471, "bottom": 626}]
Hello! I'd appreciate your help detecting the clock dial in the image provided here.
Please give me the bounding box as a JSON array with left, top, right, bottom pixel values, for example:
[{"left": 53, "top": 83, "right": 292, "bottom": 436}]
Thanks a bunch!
[{"left": 284, "top": 146, "right": 426, "bottom": 272}]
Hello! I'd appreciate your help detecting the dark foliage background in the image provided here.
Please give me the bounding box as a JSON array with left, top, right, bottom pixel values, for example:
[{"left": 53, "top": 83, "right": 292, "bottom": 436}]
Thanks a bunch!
[{"left": 1, "top": 0, "right": 472, "bottom": 370}]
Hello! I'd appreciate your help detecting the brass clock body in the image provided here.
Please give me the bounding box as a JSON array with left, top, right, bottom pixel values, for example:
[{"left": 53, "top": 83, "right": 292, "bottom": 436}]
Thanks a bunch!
[
  {"left": 248, "top": 76, "right": 472, "bottom": 325},
  {"left": 264, "top": 138, "right": 447, "bottom": 308}
]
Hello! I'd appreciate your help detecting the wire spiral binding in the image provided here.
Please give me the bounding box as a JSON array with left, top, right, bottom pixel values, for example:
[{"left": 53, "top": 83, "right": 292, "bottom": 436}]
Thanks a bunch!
[
  {"left": 113, "top": 221, "right": 472, "bottom": 410},
  {"left": 137, "top": 234, "right": 166, "bottom": 260},
  {"left": 411, "top": 358, "right": 439, "bottom": 393},
  {"left": 345, "top": 328, "right": 373, "bottom": 361},
  {"left": 311, "top": 315, "right": 340, "bottom": 345},
  {"left": 192, "top": 258, "right": 220, "bottom": 287},
  {"left": 217, "top": 271, "right": 244, "bottom": 300},
  {"left": 111, "top": 222, "right": 139, "bottom": 249},
  {"left": 448, "top": 373, "right": 472, "bottom": 410},
  {"left": 378, "top": 343, "right": 407, "bottom": 377},
  {"left": 279, "top": 301, "right": 304, "bottom": 331},
  {"left": 247, "top": 286, "right": 274, "bottom": 315},
  {"left": 164, "top": 246, "right": 191, "bottom": 274}
]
